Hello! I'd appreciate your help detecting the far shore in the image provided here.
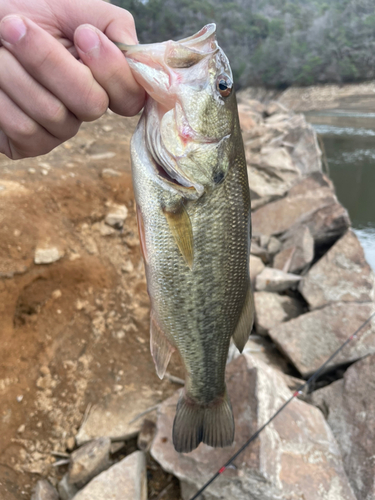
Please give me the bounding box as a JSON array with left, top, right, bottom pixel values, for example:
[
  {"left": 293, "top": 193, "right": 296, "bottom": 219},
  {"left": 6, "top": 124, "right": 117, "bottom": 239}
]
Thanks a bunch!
[{"left": 238, "top": 82, "right": 375, "bottom": 113}]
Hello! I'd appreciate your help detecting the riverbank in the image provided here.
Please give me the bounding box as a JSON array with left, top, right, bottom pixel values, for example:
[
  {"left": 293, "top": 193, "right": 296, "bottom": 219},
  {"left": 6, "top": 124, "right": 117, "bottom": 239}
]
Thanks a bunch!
[{"left": 238, "top": 81, "right": 375, "bottom": 113}]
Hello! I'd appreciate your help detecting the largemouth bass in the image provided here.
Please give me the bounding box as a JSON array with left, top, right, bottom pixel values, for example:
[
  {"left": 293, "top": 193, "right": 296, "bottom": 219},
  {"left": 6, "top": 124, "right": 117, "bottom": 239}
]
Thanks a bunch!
[{"left": 118, "top": 24, "right": 253, "bottom": 453}]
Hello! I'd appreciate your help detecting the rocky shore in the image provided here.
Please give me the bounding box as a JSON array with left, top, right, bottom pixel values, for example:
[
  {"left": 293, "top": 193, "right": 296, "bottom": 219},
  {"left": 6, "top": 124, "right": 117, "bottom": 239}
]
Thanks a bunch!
[{"left": 1, "top": 99, "right": 374, "bottom": 500}]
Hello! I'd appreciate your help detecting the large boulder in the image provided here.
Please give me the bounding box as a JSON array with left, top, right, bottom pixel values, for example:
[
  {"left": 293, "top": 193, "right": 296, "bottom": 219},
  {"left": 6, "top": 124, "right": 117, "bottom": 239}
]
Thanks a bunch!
[
  {"left": 252, "top": 174, "right": 350, "bottom": 247},
  {"left": 254, "top": 291, "right": 304, "bottom": 335},
  {"left": 311, "top": 354, "right": 375, "bottom": 500},
  {"left": 75, "top": 387, "right": 161, "bottom": 445},
  {"left": 151, "top": 354, "right": 356, "bottom": 500},
  {"left": 299, "top": 230, "right": 374, "bottom": 309},
  {"left": 274, "top": 225, "right": 314, "bottom": 273},
  {"left": 268, "top": 302, "right": 375, "bottom": 377},
  {"left": 73, "top": 451, "right": 147, "bottom": 500}
]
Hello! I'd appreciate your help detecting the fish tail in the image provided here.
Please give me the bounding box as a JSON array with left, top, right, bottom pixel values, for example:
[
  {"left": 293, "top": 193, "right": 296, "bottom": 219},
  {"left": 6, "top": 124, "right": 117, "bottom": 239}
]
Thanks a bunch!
[{"left": 172, "top": 389, "right": 234, "bottom": 453}]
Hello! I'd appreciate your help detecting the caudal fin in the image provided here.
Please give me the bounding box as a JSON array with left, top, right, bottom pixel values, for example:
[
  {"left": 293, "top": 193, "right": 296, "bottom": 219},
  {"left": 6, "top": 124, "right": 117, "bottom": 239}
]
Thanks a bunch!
[{"left": 172, "top": 390, "right": 234, "bottom": 453}]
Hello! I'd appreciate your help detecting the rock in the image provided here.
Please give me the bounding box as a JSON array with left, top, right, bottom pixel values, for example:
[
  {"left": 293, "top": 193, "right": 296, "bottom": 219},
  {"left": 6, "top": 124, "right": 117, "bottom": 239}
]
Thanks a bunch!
[
  {"left": 58, "top": 474, "right": 78, "bottom": 500},
  {"left": 249, "top": 255, "right": 265, "bottom": 288},
  {"left": 255, "top": 267, "right": 301, "bottom": 292},
  {"left": 247, "top": 146, "right": 301, "bottom": 209},
  {"left": 274, "top": 225, "right": 314, "bottom": 273},
  {"left": 265, "top": 100, "right": 289, "bottom": 116},
  {"left": 250, "top": 241, "right": 269, "bottom": 263},
  {"left": 238, "top": 109, "right": 257, "bottom": 131},
  {"left": 268, "top": 302, "right": 375, "bottom": 377},
  {"left": 73, "top": 451, "right": 147, "bottom": 500},
  {"left": 31, "top": 480, "right": 59, "bottom": 500},
  {"left": 291, "top": 201, "right": 351, "bottom": 249},
  {"left": 137, "top": 419, "right": 156, "bottom": 452},
  {"left": 254, "top": 291, "right": 304, "bottom": 335},
  {"left": 75, "top": 388, "right": 161, "bottom": 445},
  {"left": 311, "top": 354, "right": 375, "bottom": 500},
  {"left": 101, "top": 168, "right": 121, "bottom": 178},
  {"left": 252, "top": 188, "right": 335, "bottom": 237},
  {"left": 252, "top": 174, "right": 350, "bottom": 247},
  {"left": 105, "top": 204, "right": 128, "bottom": 229},
  {"left": 68, "top": 437, "right": 111, "bottom": 488},
  {"left": 151, "top": 354, "right": 356, "bottom": 500},
  {"left": 283, "top": 121, "right": 322, "bottom": 175},
  {"left": 34, "top": 246, "right": 64, "bottom": 265},
  {"left": 299, "top": 230, "right": 374, "bottom": 309},
  {"left": 97, "top": 222, "right": 116, "bottom": 236},
  {"left": 287, "top": 171, "right": 334, "bottom": 196}
]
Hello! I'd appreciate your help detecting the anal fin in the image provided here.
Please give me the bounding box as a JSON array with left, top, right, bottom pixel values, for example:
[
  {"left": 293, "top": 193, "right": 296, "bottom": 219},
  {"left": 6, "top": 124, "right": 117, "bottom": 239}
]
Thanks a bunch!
[
  {"left": 163, "top": 203, "right": 194, "bottom": 269},
  {"left": 232, "top": 285, "right": 254, "bottom": 353},
  {"left": 150, "top": 312, "right": 175, "bottom": 379}
]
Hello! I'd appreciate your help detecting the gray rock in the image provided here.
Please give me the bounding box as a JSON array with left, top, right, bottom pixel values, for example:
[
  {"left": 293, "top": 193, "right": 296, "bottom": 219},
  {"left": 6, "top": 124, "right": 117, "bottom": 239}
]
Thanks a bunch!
[
  {"left": 252, "top": 172, "right": 350, "bottom": 247},
  {"left": 105, "top": 204, "right": 128, "bottom": 229},
  {"left": 247, "top": 146, "right": 301, "bottom": 208},
  {"left": 58, "top": 474, "right": 78, "bottom": 500},
  {"left": 68, "top": 437, "right": 111, "bottom": 488},
  {"left": 75, "top": 388, "right": 161, "bottom": 445},
  {"left": 249, "top": 255, "right": 265, "bottom": 289},
  {"left": 31, "top": 480, "right": 59, "bottom": 500},
  {"left": 311, "top": 354, "right": 375, "bottom": 500},
  {"left": 73, "top": 451, "right": 147, "bottom": 500},
  {"left": 287, "top": 171, "right": 334, "bottom": 196},
  {"left": 299, "top": 230, "right": 374, "bottom": 309},
  {"left": 252, "top": 187, "right": 336, "bottom": 237},
  {"left": 254, "top": 291, "right": 304, "bottom": 335},
  {"left": 291, "top": 201, "right": 351, "bottom": 248},
  {"left": 274, "top": 225, "right": 315, "bottom": 273},
  {"left": 255, "top": 267, "right": 301, "bottom": 292},
  {"left": 151, "top": 354, "right": 356, "bottom": 500},
  {"left": 268, "top": 302, "right": 375, "bottom": 377},
  {"left": 34, "top": 247, "right": 64, "bottom": 265}
]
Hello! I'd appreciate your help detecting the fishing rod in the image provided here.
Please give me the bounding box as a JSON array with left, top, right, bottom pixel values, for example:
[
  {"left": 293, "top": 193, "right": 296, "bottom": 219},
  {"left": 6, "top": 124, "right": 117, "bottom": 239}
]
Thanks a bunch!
[{"left": 189, "top": 311, "right": 375, "bottom": 500}]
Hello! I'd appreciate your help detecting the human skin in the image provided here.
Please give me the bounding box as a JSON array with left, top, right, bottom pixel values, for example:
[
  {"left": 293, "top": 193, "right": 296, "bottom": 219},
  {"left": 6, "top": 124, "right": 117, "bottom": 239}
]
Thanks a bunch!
[{"left": 0, "top": 0, "right": 145, "bottom": 159}]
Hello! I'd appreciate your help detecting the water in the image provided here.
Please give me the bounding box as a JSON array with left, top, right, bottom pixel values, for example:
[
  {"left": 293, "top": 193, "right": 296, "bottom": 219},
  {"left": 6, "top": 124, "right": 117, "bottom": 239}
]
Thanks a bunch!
[{"left": 306, "top": 110, "right": 375, "bottom": 271}]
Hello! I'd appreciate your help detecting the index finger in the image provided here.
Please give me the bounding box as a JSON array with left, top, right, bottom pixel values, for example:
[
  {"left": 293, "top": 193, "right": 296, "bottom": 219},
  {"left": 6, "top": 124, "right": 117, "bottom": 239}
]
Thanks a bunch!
[{"left": 0, "top": 15, "right": 113, "bottom": 121}]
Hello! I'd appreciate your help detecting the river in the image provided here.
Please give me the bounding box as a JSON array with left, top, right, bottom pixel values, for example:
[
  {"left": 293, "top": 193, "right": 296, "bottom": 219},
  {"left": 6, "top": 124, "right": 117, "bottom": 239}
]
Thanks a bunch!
[{"left": 305, "top": 110, "right": 375, "bottom": 271}]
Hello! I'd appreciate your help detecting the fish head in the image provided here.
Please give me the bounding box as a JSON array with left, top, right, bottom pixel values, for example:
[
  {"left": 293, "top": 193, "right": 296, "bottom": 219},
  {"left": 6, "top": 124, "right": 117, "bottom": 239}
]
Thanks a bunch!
[{"left": 119, "top": 24, "right": 238, "bottom": 194}]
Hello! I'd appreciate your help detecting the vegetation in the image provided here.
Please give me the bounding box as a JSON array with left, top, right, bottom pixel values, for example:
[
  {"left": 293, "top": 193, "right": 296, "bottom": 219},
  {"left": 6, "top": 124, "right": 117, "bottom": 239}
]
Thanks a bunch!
[{"left": 111, "top": 0, "right": 375, "bottom": 89}]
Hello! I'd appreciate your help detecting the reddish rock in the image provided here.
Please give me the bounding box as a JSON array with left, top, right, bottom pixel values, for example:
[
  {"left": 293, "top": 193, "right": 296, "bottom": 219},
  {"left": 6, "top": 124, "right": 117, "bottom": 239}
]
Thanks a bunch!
[
  {"left": 274, "top": 225, "right": 314, "bottom": 273},
  {"left": 255, "top": 267, "right": 301, "bottom": 292},
  {"left": 268, "top": 302, "right": 375, "bottom": 377},
  {"left": 151, "top": 354, "right": 356, "bottom": 500},
  {"left": 299, "top": 230, "right": 374, "bottom": 308},
  {"left": 254, "top": 291, "right": 304, "bottom": 335},
  {"left": 311, "top": 355, "right": 375, "bottom": 500},
  {"left": 249, "top": 255, "right": 265, "bottom": 289}
]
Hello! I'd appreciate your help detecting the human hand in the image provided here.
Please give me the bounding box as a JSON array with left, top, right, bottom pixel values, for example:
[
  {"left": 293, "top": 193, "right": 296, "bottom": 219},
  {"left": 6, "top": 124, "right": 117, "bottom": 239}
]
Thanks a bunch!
[{"left": 0, "top": 0, "right": 145, "bottom": 159}]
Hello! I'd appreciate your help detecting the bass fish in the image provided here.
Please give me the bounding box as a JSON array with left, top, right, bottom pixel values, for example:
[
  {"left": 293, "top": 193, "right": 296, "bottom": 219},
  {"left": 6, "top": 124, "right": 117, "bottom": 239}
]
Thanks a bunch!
[{"left": 118, "top": 24, "right": 253, "bottom": 453}]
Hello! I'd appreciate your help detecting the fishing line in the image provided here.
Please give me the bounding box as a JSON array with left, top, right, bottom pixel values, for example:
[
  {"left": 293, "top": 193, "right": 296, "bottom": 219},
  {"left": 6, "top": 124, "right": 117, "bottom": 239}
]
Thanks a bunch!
[{"left": 189, "top": 311, "right": 375, "bottom": 500}]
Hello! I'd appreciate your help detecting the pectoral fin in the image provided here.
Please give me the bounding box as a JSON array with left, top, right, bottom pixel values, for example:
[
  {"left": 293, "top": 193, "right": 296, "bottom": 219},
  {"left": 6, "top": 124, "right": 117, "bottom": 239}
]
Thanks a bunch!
[
  {"left": 150, "top": 311, "right": 175, "bottom": 379},
  {"left": 163, "top": 204, "right": 194, "bottom": 269},
  {"left": 232, "top": 285, "right": 254, "bottom": 352}
]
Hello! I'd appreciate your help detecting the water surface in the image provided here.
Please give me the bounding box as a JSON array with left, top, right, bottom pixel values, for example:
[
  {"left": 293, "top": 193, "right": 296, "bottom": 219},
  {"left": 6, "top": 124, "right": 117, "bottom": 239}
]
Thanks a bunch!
[{"left": 306, "top": 110, "right": 375, "bottom": 270}]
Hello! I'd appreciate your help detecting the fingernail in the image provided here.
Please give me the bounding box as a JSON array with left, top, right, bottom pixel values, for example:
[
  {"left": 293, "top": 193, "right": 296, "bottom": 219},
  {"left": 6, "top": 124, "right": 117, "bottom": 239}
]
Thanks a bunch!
[
  {"left": 75, "top": 26, "right": 100, "bottom": 55},
  {"left": 0, "top": 16, "right": 27, "bottom": 45}
]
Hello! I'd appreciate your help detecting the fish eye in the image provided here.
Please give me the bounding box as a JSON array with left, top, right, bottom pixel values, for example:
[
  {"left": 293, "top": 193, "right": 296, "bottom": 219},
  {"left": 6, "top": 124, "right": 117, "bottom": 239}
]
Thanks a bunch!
[{"left": 217, "top": 74, "right": 233, "bottom": 97}]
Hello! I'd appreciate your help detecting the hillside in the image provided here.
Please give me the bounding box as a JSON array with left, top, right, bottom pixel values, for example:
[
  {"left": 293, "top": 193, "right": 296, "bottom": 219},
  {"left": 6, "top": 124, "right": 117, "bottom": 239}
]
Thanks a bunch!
[{"left": 112, "top": 0, "right": 375, "bottom": 89}]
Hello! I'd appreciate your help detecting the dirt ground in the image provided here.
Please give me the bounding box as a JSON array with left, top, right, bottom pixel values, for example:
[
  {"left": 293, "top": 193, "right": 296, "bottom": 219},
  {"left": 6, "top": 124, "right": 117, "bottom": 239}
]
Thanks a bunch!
[{"left": 0, "top": 111, "right": 183, "bottom": 499}]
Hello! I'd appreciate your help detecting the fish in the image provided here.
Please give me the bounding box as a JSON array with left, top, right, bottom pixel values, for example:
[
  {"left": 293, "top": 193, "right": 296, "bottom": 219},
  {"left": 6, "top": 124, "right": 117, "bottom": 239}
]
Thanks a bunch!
[{"left": 117, "top": 23, "right": 254, "bottom": 453}]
